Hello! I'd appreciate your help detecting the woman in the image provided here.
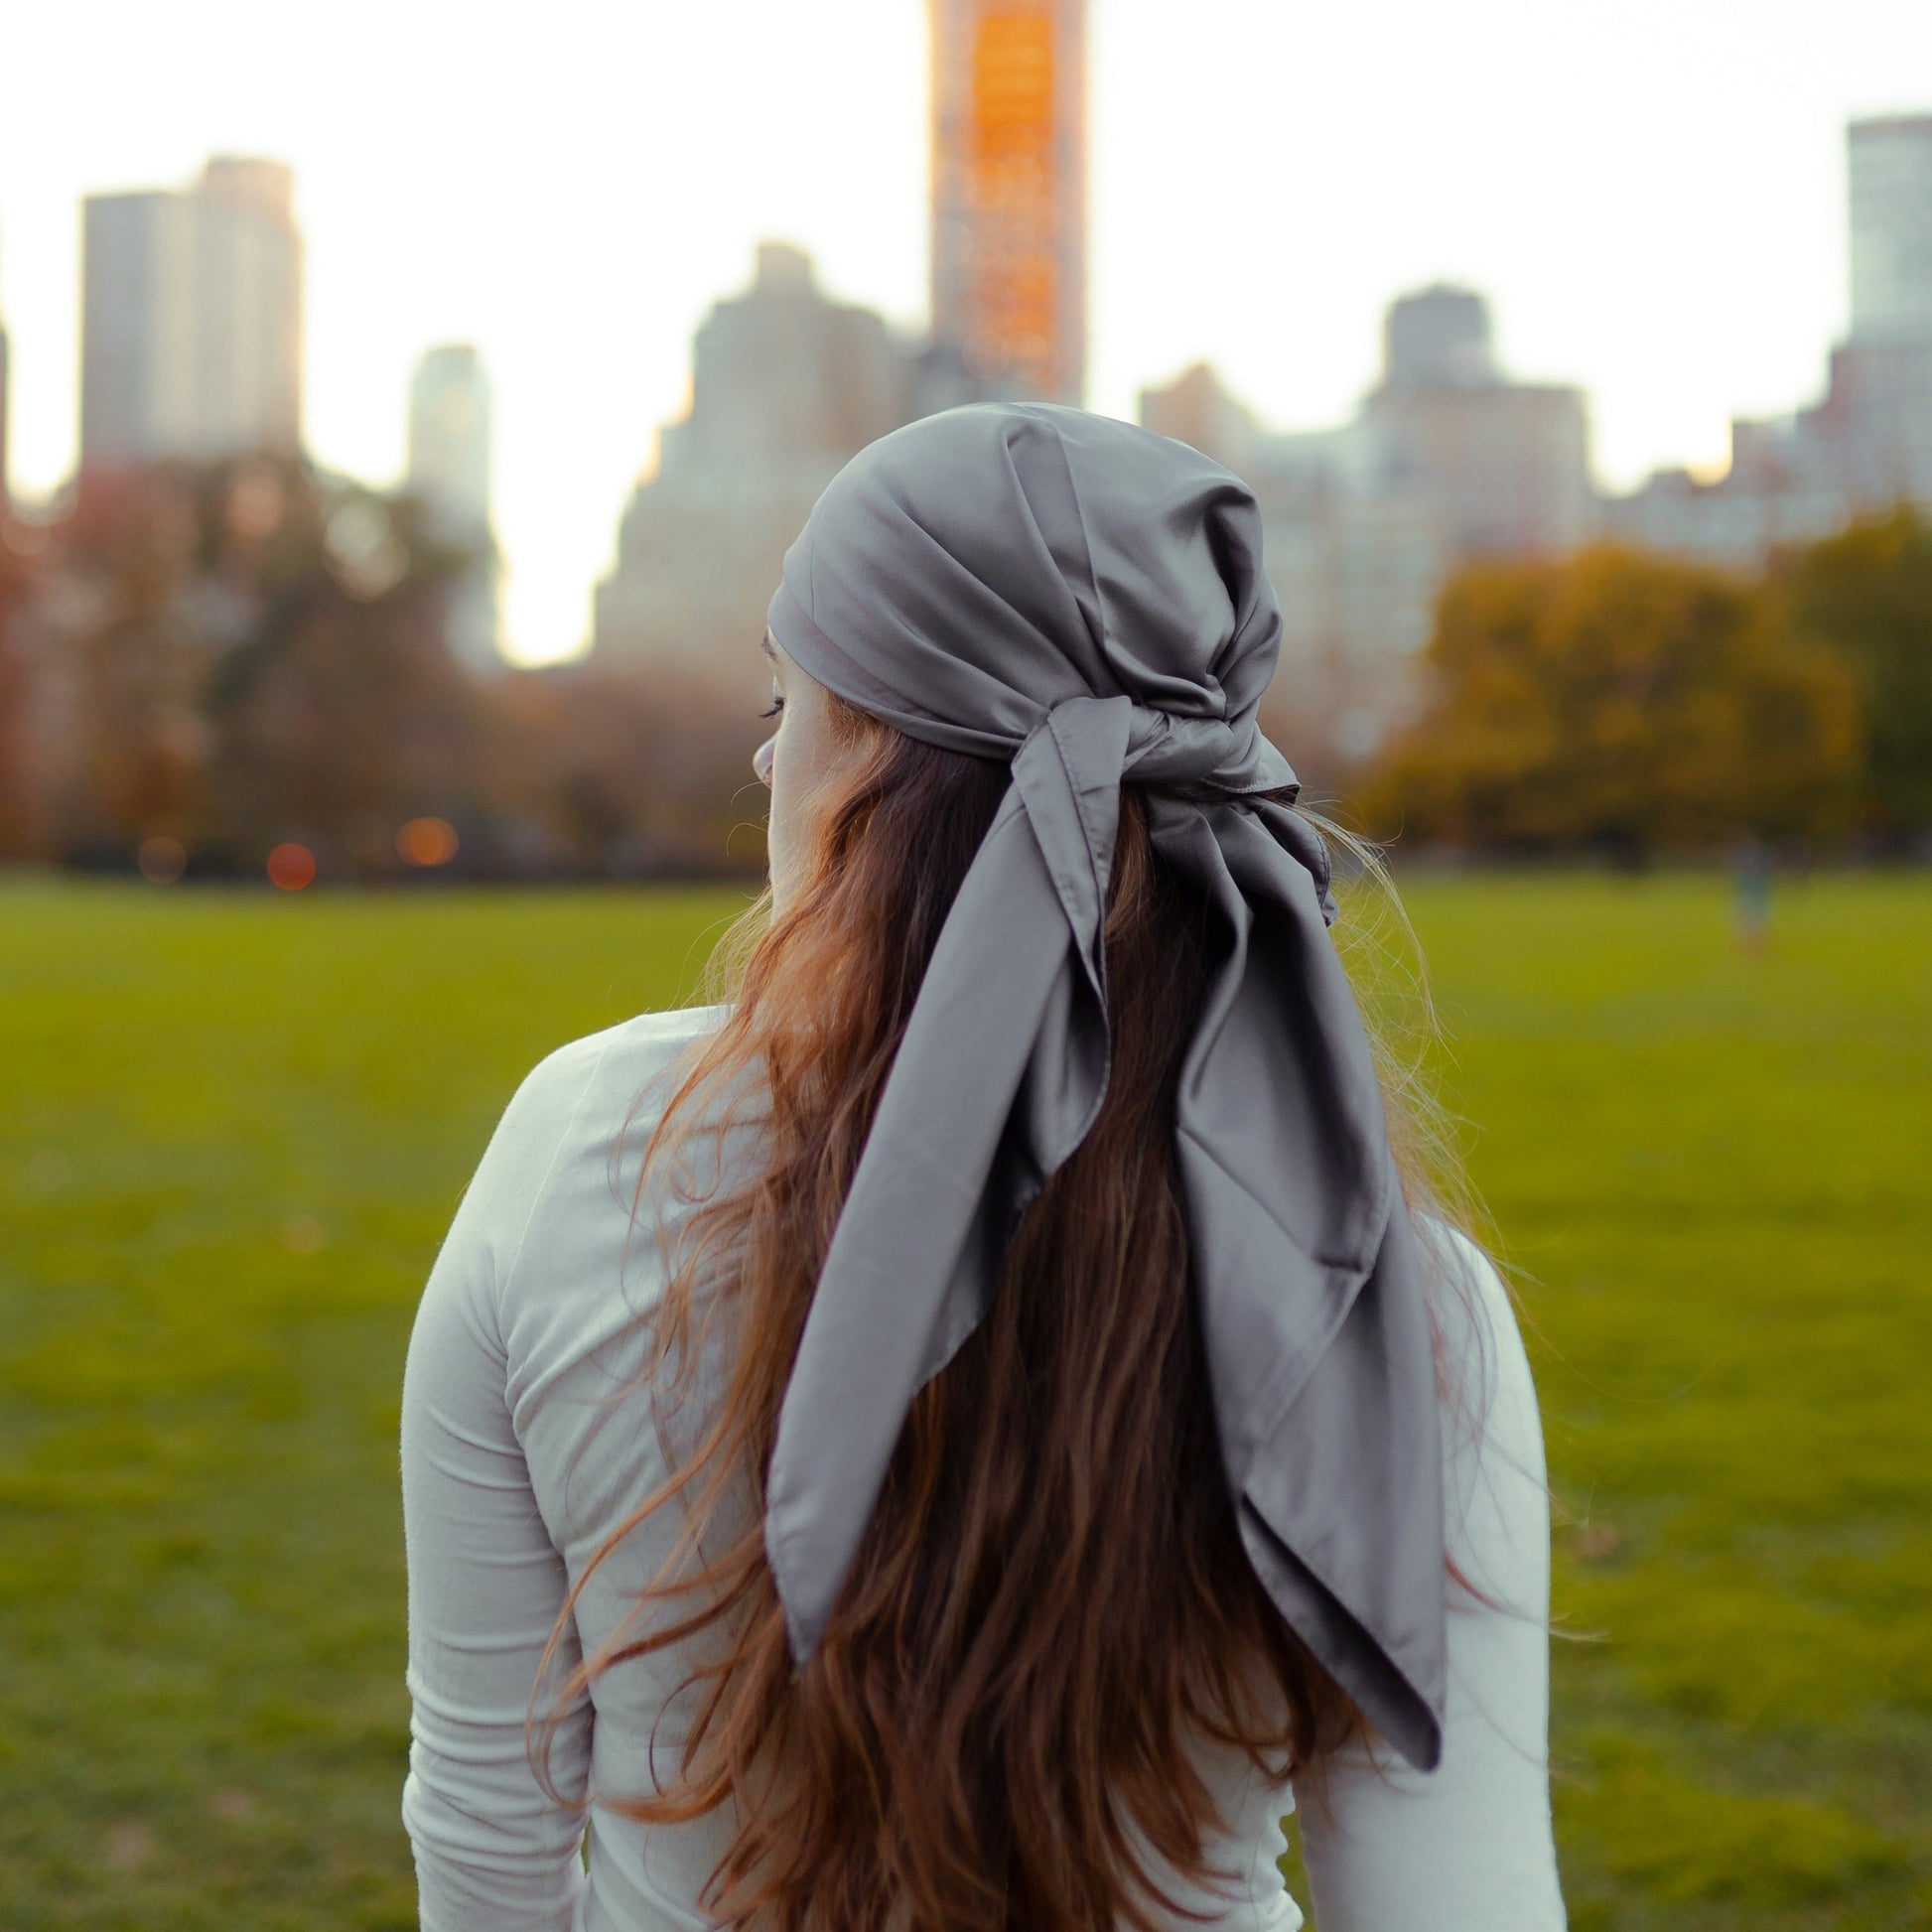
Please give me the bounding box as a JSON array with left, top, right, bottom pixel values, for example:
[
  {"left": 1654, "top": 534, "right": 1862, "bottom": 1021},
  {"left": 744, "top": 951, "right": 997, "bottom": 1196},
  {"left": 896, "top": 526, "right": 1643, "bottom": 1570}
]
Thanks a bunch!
[{"left": 400, "top": 402, "right": 1566, "bottom": 1931}]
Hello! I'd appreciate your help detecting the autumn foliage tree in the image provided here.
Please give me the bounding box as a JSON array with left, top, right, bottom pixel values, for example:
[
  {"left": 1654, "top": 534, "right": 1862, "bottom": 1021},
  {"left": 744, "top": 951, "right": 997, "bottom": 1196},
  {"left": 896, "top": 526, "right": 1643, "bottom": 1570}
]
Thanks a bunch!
[
  {"left": 1771, "top": 503, "right": 1932, "bottom": 842},
  {"left": 17, "top": 455, "right": 484, "bottom": 874},
  {"left": 480, "top": 662, "right": 769, "bottom": 878},
  {"left": 4, "top": 452, "right": 773, "bottom": 880},
  {"left": 1357, "top": 544, "right": 1863, "bottom": 856},
  {"left": 0, "top": 516, "right": 47, "bottom": 854}
]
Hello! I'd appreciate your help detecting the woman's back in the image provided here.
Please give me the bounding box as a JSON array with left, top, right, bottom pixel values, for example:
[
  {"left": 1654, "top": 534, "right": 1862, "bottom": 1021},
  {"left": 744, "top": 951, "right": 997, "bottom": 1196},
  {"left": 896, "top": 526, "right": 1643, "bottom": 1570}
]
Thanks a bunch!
[{"left": 400, "top": 1004, "right": 1566, "bottom": 1931}]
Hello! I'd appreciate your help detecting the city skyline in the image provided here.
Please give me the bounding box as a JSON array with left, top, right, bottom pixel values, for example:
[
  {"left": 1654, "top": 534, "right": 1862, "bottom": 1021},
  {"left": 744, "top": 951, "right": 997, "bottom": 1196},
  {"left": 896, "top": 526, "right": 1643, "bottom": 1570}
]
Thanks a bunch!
[{"left": 3, "top": 0, "right": 1929, "bottom": 664}]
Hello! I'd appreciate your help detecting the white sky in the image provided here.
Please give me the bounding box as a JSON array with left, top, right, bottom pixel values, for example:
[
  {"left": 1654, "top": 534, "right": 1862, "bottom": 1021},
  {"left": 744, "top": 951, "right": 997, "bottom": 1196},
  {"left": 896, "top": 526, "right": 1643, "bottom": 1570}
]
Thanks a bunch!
[{"left": 3, "top": 0, "right": 1927, "bottom": 664}]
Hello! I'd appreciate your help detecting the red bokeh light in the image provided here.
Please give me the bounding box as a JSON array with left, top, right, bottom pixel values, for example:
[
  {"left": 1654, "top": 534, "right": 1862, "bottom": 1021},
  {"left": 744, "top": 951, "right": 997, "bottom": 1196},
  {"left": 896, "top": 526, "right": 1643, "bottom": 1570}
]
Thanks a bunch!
[{"left": 266, "top": 843, "right": 317, "bottom": 891}]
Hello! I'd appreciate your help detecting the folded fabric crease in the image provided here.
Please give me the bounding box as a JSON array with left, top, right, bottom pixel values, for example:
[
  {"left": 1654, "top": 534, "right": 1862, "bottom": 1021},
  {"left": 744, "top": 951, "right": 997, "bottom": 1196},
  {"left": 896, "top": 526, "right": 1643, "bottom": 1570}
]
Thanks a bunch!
[{"left": 760, "top": 400, "right": 1449, "bottom": 1772}]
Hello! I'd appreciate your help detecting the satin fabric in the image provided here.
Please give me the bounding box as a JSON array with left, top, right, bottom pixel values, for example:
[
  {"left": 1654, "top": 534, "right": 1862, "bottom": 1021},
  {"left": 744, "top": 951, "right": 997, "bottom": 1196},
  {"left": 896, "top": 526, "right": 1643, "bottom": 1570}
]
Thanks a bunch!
[{"left": 761, "top": 400, "right": 1448, "bottom": 1771}]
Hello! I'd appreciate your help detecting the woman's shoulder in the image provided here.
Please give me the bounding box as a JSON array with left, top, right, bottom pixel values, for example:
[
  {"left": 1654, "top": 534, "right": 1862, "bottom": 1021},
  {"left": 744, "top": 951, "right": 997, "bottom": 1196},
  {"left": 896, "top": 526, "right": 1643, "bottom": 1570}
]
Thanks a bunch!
[
  {"left": 509, "top": 997, "right": 726, "bottom": 1105},
  {"left": 1423, "top": 1216, "right": 1511, "bottom": 1312},
  {"left": 1416, "top": 1216, "right": 1532, "bottom": 1407},
  {"left": 1412, "top": 1213, "right": 1552, "bottom": 1599},
  {"left": 447, "top": 1003, "right": 735, "bottom": 1297},
  {"left": 502, "top": 1000, "right": 734, "bottom": 1134}
]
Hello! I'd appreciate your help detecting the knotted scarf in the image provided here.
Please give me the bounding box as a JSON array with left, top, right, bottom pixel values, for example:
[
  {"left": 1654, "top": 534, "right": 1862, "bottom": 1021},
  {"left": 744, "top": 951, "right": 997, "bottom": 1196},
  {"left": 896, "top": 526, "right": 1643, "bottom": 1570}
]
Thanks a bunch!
[{"left": 761, "top": 401, "right": 1448, "bottom": 1771}]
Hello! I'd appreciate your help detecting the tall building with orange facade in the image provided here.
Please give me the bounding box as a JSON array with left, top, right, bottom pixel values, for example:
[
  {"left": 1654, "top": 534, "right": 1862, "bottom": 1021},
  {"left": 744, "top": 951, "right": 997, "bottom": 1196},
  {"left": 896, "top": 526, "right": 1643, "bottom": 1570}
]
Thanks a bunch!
[{"left": 928, "top": 0, "right": 1086, "bottom": 406}]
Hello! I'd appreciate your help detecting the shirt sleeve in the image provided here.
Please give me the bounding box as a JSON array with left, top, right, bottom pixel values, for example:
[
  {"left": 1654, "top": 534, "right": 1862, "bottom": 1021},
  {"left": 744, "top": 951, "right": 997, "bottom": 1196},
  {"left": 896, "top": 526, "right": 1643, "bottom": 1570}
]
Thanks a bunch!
[
  {"left": 1291, "top": 1226, "right": 1568, "bottom": 1931},
  {"left": 399, "top": 1040, "right": 610, "bottom": 1932}
]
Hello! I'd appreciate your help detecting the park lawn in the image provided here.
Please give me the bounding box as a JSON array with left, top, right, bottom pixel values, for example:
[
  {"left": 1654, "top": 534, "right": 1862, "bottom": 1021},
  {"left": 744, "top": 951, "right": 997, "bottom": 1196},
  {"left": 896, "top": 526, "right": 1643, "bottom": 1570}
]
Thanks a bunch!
[
  {"left": 0, "top": 872, "right": 1927, "bottom": 1930},
  {"left": 1381, "top": 873, "right": 1932, "bottom": 1932}
]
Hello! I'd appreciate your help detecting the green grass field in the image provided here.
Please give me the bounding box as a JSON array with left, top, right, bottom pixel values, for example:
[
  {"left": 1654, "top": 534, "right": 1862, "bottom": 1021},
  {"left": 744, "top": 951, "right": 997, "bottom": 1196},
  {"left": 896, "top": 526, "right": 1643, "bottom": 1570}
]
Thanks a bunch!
[{"left": 1, "top": 873, "right": 1927, "bottom": 1930}]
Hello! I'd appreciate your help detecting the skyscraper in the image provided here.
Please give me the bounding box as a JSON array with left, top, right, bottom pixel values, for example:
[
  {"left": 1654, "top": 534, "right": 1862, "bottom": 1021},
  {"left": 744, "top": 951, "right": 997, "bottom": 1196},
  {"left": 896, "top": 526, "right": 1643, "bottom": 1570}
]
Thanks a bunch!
[
  {"left": 0, "top": 299, "right": 11, "bottom": 516},
  {"left": 1382, "top": 285, "right": 1498, "bottom": 391},
  {"left": 408, "top": 345, "right": 492, "bottom": 539},
  {"left": 79, "top": 156, "right": 303, "bottom": 471},
  {"left": 928, "top": 0, "right": 1086, "bottom": 405},
  {"left": 0, "top": 226, "right": 10, "bottom": 513},
  {"left": 593, "top": 242, "right": 920, "bottom": 684},
  {"left": 407, "top": 345, "right": 500, "bottom": 672},
  {"left": 659, "top": 240, "right": 909, "bottom": 483},
  {"left": 1849, "top": 115, "right": 1932, "bottom": 345},
  {"left": 1139, "top": 283, "right": 1597, "bottom": 769},
  {"left": 1363, "top": 285, "right": 1596, "bottom": 561},
  {"left": 1813, "top": 114, "right": 1932, "bottom": 508}
]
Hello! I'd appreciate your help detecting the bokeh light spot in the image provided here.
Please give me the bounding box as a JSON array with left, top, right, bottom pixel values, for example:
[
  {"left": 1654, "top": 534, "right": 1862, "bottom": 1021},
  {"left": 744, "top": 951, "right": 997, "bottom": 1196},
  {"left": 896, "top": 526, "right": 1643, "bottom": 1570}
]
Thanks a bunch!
[
  {"left": 396, "top": 816, "right": 460, "bottom": 867},
  {"left": 324, "top": 497, "right": 409, "bottom": 602},
  {"left": 266, "top": 843, "right": 317, "bottom": 891}
]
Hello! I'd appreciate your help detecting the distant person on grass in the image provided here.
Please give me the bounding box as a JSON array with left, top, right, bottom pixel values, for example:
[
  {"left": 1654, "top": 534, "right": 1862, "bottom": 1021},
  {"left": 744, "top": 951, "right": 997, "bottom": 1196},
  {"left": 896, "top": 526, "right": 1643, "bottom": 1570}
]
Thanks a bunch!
[
  {"left": 1731, "top": 833, "right": 1776, "bottom": 958},
  {"left": 398, "top": 403, "right": 1567, "bottom": 1932}
]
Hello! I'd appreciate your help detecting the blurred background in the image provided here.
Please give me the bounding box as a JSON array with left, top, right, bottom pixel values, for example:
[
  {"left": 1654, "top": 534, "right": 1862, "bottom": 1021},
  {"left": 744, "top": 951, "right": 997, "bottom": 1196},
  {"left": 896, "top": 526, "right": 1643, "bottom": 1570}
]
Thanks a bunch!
[{"left": 1, "top": 3, "right": 1928, "bottom": 1928}]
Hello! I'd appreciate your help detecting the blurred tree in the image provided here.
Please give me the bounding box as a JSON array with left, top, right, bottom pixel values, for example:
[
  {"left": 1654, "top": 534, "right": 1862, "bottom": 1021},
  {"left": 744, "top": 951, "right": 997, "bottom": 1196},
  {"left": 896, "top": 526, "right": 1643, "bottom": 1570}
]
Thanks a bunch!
[
  {"left": 482, "top": 662, "right": 767, "bottom": 878},
  {"left": 199, "top": 462, "right": 483, "bottom": 875},
  {"left": 52, "top": 468, "right": 218, "bottom": 858},
  {"left": 1771, "top": 504, "right": 1932, "bottom": 843},
  {"left": 34, "top": 454, "right": 484, "bottom": 875},
  {"left": 0, "top": 514, "right": 48, "bottom": 856},
  {"left": 5, "top": 450, "right": 769, "bottom": 882},
  {"left": 1357, "top": 545, "right": 1863, "bottom": 857}
]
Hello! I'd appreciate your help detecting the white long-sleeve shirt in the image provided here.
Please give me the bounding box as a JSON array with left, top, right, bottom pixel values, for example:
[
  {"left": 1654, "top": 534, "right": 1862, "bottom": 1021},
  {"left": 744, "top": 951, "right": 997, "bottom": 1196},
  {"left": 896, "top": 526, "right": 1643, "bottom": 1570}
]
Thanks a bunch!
[{"left": 401, "top": 1003, "right": 1567, "bottom": 1931}]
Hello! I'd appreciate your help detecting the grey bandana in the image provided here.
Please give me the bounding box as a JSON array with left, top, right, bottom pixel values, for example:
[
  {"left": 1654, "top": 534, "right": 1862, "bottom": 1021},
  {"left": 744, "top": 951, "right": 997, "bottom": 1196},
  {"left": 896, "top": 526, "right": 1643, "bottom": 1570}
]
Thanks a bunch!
[{"left": 761, "top": 401, "right": 1448, "bottom": 1772}]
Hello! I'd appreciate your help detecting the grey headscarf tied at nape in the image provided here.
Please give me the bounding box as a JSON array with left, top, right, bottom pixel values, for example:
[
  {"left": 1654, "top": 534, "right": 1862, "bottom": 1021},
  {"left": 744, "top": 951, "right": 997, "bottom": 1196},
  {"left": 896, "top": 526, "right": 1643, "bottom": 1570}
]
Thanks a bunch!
[{"left": 761, "top": 400, "right": 1448, "bottom": 1772}]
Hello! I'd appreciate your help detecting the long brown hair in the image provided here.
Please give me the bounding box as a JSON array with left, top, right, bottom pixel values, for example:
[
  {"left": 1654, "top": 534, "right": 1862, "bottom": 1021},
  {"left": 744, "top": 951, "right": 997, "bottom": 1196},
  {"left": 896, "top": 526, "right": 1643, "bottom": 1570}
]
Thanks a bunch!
[{"left": 532, "top": 688, "right": 1486, "bottom": 1931}]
